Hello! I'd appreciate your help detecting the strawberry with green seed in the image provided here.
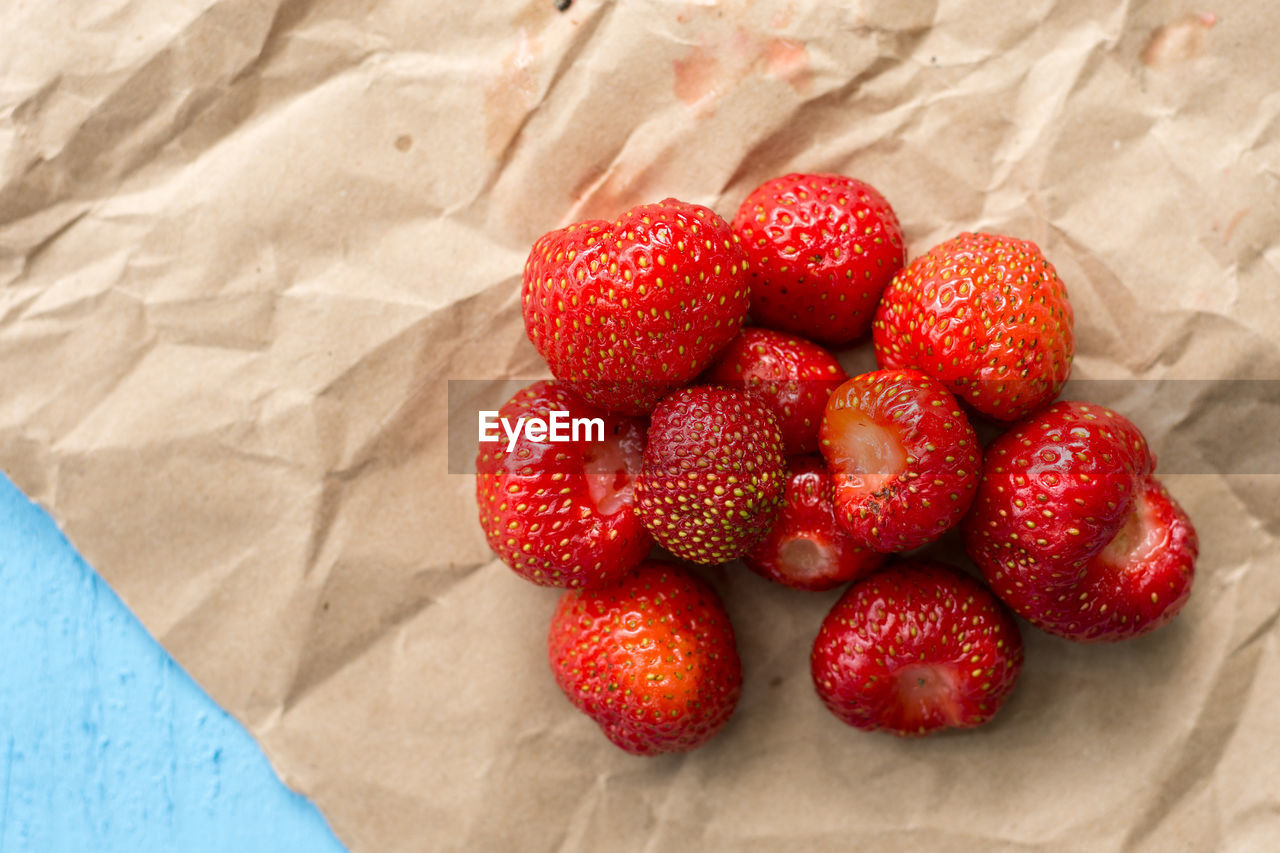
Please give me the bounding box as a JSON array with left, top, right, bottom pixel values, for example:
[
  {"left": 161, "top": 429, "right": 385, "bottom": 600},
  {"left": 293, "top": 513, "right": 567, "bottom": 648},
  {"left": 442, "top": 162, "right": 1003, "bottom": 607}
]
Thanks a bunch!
[
  {"left": 548, "top": 561, "right": 743, "bottom": 756},
  {"left": 811, "top": 560, "right": 1025, "bottom": 736},
  {"left": 475, "top": 381, "right": 651, "bottom": 588},
  {"left": 873, "top": 232, "right": 1074, "bottom": 421},
  {"left": 635, "top": 386, "right": 786, "bottom": 564},
  {"left": 733, "top": 173, "right": 906, "bottom": 345},
  {"left": 819, "top": 369, "right": 981, "bottom": 553},
  {"left": 522, "top": 199, "right": 750, "bottom": 415}
]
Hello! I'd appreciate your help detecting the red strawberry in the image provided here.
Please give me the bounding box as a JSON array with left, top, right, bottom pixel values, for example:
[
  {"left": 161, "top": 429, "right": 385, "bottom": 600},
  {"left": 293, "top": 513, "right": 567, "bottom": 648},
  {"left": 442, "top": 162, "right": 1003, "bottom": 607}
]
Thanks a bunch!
[
  {"left": 963, "top": 401, "right": 1150, "bottom": 587},
  {"left": 635, "top": 386, "right": 786, "bottom": 564},
  {"left": 733, "top": 173, "right": 905, "bottom": 345},
  {"left": 548, "top": 561, "right": 743, "bottom": 755},
  {"left": 522, "top": 199, "right": 750, "bottom": 415},
  {"left": 819, "top": 369, "right": 981, "bottom": 552},
  {"left": 811, "top": 560, "right": 1024, "bottom": 736},
  {"left": 1060, "top": 477, "right": 1197, "bottom": 640},
  {"left": 703, "top": 327, "right": 847, "bottom": 455},
  {"left": 475, "top": 381, "right": 651, "bottom": 588},
  {"left": 962, "top": 400, "right": 1197, "bottom": 641},
  {"left": 743, "top": 456, "right": 885, "bottom": 591},
  {"left": 873, "top": 232, "right": 1074, "bottom": 421}
]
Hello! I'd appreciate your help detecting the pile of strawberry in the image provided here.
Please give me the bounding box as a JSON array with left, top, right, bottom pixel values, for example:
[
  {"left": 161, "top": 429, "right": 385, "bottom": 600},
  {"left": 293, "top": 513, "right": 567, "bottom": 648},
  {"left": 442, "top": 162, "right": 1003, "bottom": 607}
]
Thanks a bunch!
[{"left": 477, "top": 174, "right": 1197, "bottom": 754}]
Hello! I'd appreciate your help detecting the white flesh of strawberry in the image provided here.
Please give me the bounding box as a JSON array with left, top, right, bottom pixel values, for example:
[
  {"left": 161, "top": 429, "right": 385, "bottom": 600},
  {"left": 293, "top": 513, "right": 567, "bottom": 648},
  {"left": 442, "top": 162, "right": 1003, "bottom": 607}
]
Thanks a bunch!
[
  {"left": 1097, "top": 489, "right": 1163, "bottom": 570},
  {"left": 778, "top": 536, "right": 836, "bottom": 581},
  {"left": 582, "top": 429, "right": 645, "bottom": 516},
  {"left": 824, "top": 406, "right": 908, "bottom": 495},
  {"left": 895, "top": 663, "right": 965, "bottom": 728}
]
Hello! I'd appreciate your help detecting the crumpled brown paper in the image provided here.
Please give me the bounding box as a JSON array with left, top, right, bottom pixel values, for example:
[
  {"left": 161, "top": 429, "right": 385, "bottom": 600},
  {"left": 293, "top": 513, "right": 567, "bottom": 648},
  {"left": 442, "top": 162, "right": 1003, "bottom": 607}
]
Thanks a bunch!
[{"left": 3, "top": 0, "right": 1279, "bottom": 850}]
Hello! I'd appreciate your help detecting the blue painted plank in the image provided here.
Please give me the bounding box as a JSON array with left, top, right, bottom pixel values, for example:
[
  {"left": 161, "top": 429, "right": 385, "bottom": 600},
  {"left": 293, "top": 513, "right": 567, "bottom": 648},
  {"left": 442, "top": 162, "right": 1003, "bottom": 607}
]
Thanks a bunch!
[{"left": 0, "top": 474, "right": 347, "bottom": 853}]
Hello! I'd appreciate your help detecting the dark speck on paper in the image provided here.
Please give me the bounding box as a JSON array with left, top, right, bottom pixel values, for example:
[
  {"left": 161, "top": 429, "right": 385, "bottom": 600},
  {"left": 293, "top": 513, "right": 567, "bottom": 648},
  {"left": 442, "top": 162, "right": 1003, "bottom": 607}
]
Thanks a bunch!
[
  {"left": 554, "top": 0, "right": 572, "bottom": 11},
  {"left": 395, "top": 134, "right": 413, "bottom": 152}
]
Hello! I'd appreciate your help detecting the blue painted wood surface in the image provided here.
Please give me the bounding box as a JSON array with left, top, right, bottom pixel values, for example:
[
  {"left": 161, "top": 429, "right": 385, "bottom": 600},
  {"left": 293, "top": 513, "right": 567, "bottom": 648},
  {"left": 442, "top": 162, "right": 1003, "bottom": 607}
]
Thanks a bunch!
[{"left": 0, "top": 474, "right": 347, "bottom": 852}]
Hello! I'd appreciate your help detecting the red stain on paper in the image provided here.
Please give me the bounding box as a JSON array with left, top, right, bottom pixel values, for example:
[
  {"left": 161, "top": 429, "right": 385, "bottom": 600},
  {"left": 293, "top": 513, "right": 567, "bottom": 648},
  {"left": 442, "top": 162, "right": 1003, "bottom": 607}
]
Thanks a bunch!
[
  {"left": 673, "top": 46, "right": 722, "bottom": 113},
  {"left": 569, "top": 163, "right": 656, "bottom": 224},
  {"left": 763, "top": 37, "right": 812, "bottom": 93},
  {"left": 1141, "top": 12, "right": 1217, "bottom": 68},
  {"left": 484, "top": 28, "right": 542, "bottom": 156},
  {"left": 672, "top": 29, "right": 812, "bottom": 115},
  {"left": 1221, "top": 208, "right": 1248, "bottom": 243}
]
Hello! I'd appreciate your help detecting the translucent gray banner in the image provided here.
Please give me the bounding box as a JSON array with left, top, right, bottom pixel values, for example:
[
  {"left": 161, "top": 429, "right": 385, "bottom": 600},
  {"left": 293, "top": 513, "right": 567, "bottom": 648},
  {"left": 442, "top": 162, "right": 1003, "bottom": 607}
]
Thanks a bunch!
[{"left": 447, "top": 378, "right": 1280, "bottom": 476}]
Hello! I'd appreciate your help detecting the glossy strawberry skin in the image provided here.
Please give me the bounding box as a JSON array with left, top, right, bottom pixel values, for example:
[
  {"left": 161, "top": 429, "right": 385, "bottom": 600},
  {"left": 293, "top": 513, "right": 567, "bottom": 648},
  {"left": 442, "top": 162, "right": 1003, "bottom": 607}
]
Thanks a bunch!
[
  {"left": 811, "top": 560, "right": 1024, "bottom": 736},
  {"left": 819, "top": 369, "right": 981, "bottom": 553},
  {"left": 635, "top": 387, "right": 786, "bottom": 565},
  {"left": 547, "top": 561, "right": 743, "bottom": 756},
  {"left": 873, "top": 232, "right": 1074, "bottom": 421},
  {"left": 743, "top": 456, "right": 885, "bottom": 591},
  {"left": 963, "top": 401, "right": 1196, "bottom": 641},
  {"left": 703, "top": 327, "right": 847, "bottom": 455},
  {"left": 475, "top": 381, "right": 651, "bottom": 588},
  {"left": 733, "top": 173, "right": 905, "bottom": 345},
  {"left": 1028, "top": 476, "right": 1197, "bottom": 641},
  {"left": 522, "top": 199, "right": 750, "bottom": 415},
  {"left": 962, "top": 401, "right": 1152, "bottom": 613}
]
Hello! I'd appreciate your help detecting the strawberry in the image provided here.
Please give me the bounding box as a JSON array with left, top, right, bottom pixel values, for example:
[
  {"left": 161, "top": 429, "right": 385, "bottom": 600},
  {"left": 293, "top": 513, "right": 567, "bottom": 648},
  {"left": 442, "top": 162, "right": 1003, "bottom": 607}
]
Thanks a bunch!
[
  {"left": 743, "top": 456, "right": 885, "bottom": 591},
  {"left": 547, "top": 561, "right": 743, "bottom": 755},
  {"left": 819, "top": 369, "right": 981, "bottom": 552},
  {"left": 475, "top": 380, "right": 651, "bottom": 588},
  {"left": 522, "top": 199, "right": 750, "bottom": 415},
  {"left": 1066, "top": 477, "right": 1197, "bottom": 641},
  {"left": 811, "top": 560, "right": 1024, "bottom": 736},
  {"left": 733, "top": 173, "right": 905, "bottom": 345},
  {"left": 962, "top": 400, "right": 1197, "bottom": 641},
  {"left": 634, "top": 386, "right": 786, "bottom": 564},
  {"left": 873, "top": 232, "right": 1074, "bottom": 421},
  {"left": 703, "top": 327, "right": 847, "bottom": 455}
]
